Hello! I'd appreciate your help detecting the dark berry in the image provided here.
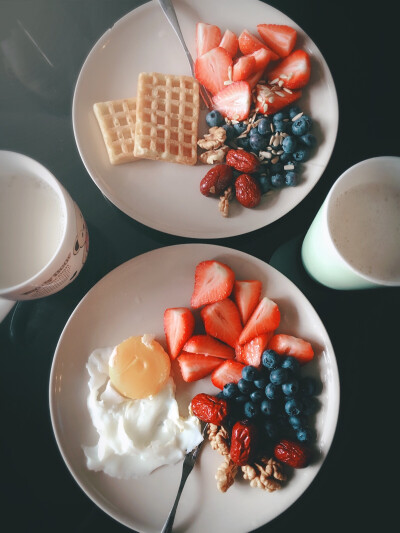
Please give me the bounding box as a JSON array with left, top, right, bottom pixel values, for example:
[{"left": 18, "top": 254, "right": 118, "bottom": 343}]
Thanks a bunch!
[
  {"left": 299, "top": 376, "right": 318, "bottom": 396},
  {"left": 296, "top": 427, "right": 314, "bottom": 442},
  {"left": 302, "top": 396, "right": 320, "bottom": 415},
  {"left": 288, "top": 105, "right": 302, "bottom": 119},
  {"left": 249, "top": 126, "right": 260, "bottom": 137},
  {"left": 244, "top": 401, "right": 259, "bottom": 419},
  {"left": 292, "top": 116, "right": 311, "bottom": 136},
  {"left": 238, "top": 378, "right": 254, "bottom": 394},
  {"left": 250, "top": 389, "right": 264, "bottom": 403},
  {"left": 273, "top": 111, "right": 288, "bottom": 122},
  {"left": 257, "top": 117, "right": 271, "bottom": 135},
  {"left": 288, "top": 415, "right": 308, "bottom": 430},
  {"left": 293, "top": 148, "right": 309, "bottom": 162},
  {"left": 249, "top": 132, "right": 268, "bottom": 151},
  {"left": 206, "top": 110, "right": 225, "bottom": 128},
  {"left": 222, "top": 382, "right": 239, "bottom": 399},
  {"left": 282, "top": 378, "right": 299, "bottom": 397},
  {"left": 282, "top": 136, "right": 297, "bottom": 153},
  {"left": 222, "top": 123, "right": 236, "bottom": 141},
  {"left": 236, "top": 136, "right": 251, "bottom": 150},
  {"left": 262, "top": 349, "right": 280, "bottom": 370},
  {"left": 274, "top": 120, "right": 286, "bottom": 132},
  {"left": 284, "top": 398, "right": 303, "bottom": 416},
  {"left": 265, "top": 382, "right": 282, "bottom": 400},
  {"left": 233, "top": 121, "right": 247, "bottom": 135},
  {"left": 285, "top": 171, "right": 298, "bottom": 187},
  {"left": 257, "top": 173, "right": 271, "bottom": 194},
  {"left": 263, "top": 419, "right": 279, "bottom": 439},
  {"left": 242, "top": 365, "right": 258, "bottom": 382},
  {"left": 281, "top": 356, "right": 300, "bottom": 374},
  {"left": 300, "top": 133, "right": 317, "bottom": 148},
  {"left": 270, "top": 368, "right": 289, "bottom": 385},
  {"left": 270, "top": 173, "right": 285, "bottom": 188},
  {"left": 254, "top": 376, "right": 268, "bottom": 389},
  {"left": 260, "top": 399, "right": 277, "bottom": 416}
]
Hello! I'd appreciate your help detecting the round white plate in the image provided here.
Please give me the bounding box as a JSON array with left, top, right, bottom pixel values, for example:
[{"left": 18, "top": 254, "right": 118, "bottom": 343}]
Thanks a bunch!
[
  {"left": 73, "top": 0, "right": 338, "bottom": 238},
  {"left": 49, "top": 244, "right": 339, "bottom": 533}
]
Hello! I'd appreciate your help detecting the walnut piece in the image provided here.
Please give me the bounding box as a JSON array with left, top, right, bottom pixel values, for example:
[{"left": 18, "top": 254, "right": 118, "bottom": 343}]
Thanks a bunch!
[
  {"left": 199, "top": 145, "right": 229, "bottom": 164},
  {"left": 197, "top": 126, "right": 227, "bottom": 150},
  {"left": 218, "top": 186, "right": 234, "bottom": 218},
  {"left": 241, "top": 456, "right": 287, "bottom": 492},
  {"left": 216, "top": 456, "right": 238, "bottom": 493},
  {"left": 208, "top": 424, "right": 230, "bottom": 455}
]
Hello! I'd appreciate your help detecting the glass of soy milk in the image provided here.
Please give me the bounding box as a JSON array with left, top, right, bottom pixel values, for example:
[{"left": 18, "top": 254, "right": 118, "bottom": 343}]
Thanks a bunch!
[{"left": 301, "top": 156, "right": 400, "bottom": 289}]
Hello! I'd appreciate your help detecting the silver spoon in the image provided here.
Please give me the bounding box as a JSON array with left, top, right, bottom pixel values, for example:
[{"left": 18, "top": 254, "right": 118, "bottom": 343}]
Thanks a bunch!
[{"left": 156, "top": 0, "right": 214, "bottom": 109}]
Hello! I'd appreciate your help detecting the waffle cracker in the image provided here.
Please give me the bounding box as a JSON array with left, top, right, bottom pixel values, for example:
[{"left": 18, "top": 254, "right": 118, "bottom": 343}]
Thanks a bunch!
[
  {"left": 93, "top": 98, "right": 140, "bottom": 165},
  {"left": 134, "top": 72, "right": 200, "bottom": 165}
]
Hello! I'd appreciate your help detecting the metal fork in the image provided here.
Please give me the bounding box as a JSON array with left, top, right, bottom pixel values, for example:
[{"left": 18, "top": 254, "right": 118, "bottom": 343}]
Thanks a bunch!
[
  {"left": 161, "top": 424, "right": 208, "bottom": 533},
  {"left": 156, "top": 0, "right": 214, "bottom": 109}
]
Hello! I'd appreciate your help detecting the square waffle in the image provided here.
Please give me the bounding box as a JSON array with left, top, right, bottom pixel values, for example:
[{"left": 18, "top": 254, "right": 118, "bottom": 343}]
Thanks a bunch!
[
  {"left": 93, "top": 98, "right": 140, "bottom": 165},
  {"left": 134, "top": 72, "right": 200, "bottom": 165}
]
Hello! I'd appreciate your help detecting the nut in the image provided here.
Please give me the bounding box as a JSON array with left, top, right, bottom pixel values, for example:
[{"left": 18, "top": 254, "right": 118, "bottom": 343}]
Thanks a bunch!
[
  {"left": 199, "top": 145, "right": 229, "bottom": 164},
  {"left": 197, "top": 126, "right": 227, "bottom": 150}
]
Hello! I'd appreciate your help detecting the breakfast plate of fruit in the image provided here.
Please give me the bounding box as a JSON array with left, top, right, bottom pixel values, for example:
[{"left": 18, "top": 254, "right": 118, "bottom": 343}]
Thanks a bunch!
[
  {"left": 73, "top": 0, "right": 338, "bottom": 238},
  {"left": 49, "top": 243, "right": 339, "bottom": 532}
]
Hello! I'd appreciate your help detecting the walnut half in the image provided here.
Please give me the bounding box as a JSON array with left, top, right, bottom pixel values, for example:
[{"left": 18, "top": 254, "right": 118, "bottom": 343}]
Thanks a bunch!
[
  {"left": 199, "top": 145, "right": 229, "bottom": 165},
  {"left": 197, "top": 126, "right": 227, "bottom": 150}
]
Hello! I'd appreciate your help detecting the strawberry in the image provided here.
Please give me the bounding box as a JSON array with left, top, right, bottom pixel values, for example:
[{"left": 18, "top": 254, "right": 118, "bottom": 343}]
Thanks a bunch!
[
  {"left": 233, "top": 279, "right": 262, "bottom": 324},
  {"left": 267, "top": 49, "right": 311, "bottom": 89},
  {"left": 201, "top": 298, "right": 243, "bottom": 348},
  {"left": 212, "top": 80, "right": 252, "bottom": 121},
  {"left": 232, "top": 56, "right": 256, "bottom": 82},
  {"left": 235, "top": 332, "right": 274, "bottom": 367},
  {"left": 194, "top": 46, "right": 232, "bottom": 96},
  {"left": 191, "top": 260, "right": 235, "bottom": 308},
  {"left": 245, "top": 69, "right": 266, "bottom": 90},
  {"left": 238, "top": 296, "right": 280, "bottom": 345},
  {"left": 211, "top": 359, "right": 245, "bottom": 389},
  {"left": 163, "top": 307, "right": 195, "bottom": 360},
  {"left": 257, "top": 24, "right": 297, "bottom": 58},
  {"left": 196, "top": 22, "right": 222, "bottom": 57},
  {"left": 238, "top": 29, "right": 279, "bottom": 61},
  {"left": 219, "top": 28, "right": 238, "bottom": 57},
  {"left": 255, "top": 83, "right": 302, "bottom": 115},
  {"left": 268, "top": 333, "right": 314, "bottom": 365},
  {"left": 247, "top": 48, "right": 273, "bottom": 72},
  {"left": 177, "top": 352, "right": 222, "bottom": 382},
  {"left": 183, "top": 334, "right": 235, "bottom": 359}
]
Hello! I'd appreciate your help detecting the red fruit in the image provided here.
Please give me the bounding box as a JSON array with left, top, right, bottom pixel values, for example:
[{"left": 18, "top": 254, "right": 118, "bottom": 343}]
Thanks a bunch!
[
  {"left": 274, "top": 439, "right": 310, "bottom": 468},
  {"left": 163, "top": 307, "right": 195, "bottom": 359},
  {"left": 201, "top": 298, "right": 243, "bottom": 348},
  {"left": 200, "top": 164, "right": 233, "bottom": 197},
  {"left": 245, "top": 69, "right": 266, "bottom": 90},
  {"left": 238, "top": 296, "right": 280, "bottom": 345},
  {"left": 194, "top": 47, "right": 232, "bottom": 96},
  {"left": 191, "top": 260, "right": 235, "bottom": 308},
  {"left": 255, "top": 83, "right": 302, "bottom": 115},
  {"left": 225, "top": 149, "right": 259, "bottom": 173},
  {"left": 232, "top": 56, "right": 257, "bottom": 82},
  {"left": 230, "top": 420, "right": 258, "bottom": 466},
  {"left": 233, "top": 280, "right": 262, "bottom": 324},
  {"left": 183, "top": 334, "right": 235, "bottom": 359},
  {"left": 268, "top": 333, "right": 314, "bottom": 365},
  {"left": 257, "top": 24, "right": 297, "bottom": 58},
  {"left": 212, "top": 81, "right": 252, "bottom": 121},
  {"left": 211, "top": 359, "right": 245, "bottom": 389},
  {"left": 267, "top": 49, "right": 311, "bottom": 89},
  {"left": 247, "top": 48, "right": 273, "bottom": 72},
  {"left": 235, "top": 332, "right": 274, "bottom": 367},
  {"left": 196, "top": 22, "right": 222, "bottom": 57},
  {"left": 191, "top": 393, "right": 229, "bottom": 425},
  {"left": 238, "top": 29, "right": 279, "bottom": 60},
  {"left": 177, "top": 352, "right": 222, "bottom": 382},
  {"left": 219, "top": 28, "right": 238, "bottom": 57},
  {"left": 235, "top": 174, "right": 261, "bottom": 208}
]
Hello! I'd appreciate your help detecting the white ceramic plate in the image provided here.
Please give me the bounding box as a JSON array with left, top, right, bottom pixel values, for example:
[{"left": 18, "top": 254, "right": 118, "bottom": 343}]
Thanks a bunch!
[
  {"left": 49, "top": 244, "right": 339, "bottom": 533},
  {"left": 73, "top": 0, "right": 338, "bottom": 238}
]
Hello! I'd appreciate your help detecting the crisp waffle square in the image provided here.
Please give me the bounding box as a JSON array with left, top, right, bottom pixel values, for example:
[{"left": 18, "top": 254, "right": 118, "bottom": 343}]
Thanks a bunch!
[
  {"left": 93, "top": 98, "right": 140, "bottom": 165},
  {"left": 134, "top": 72, "right": 200, "bottom": 165}
]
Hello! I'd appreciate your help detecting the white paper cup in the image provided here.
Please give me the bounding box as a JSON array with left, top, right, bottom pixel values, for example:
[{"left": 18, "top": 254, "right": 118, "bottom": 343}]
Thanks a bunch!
[
  {"left": 0, "top": 151, "right": 89, "bottom": 319},
  {"left": 301, "top": 156, "right": 400, "bottom": 289}
]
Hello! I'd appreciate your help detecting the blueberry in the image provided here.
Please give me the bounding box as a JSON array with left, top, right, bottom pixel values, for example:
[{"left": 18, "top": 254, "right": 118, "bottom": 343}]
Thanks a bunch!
[
  {"left": 257, "top": 117, "right": 271, "bottom": 135},
  {"left": 222, "top": 382, "right": 239, "bottom": 399},
  {"left": 263, "top": 419, "right": 279, "bottom": 439},
  {"left": 270, "top": 173, "right": 285, "bottom": 188},
  {"left": 265, "top": 382, "right": 282, "bottom": 400},
  {"left": 273, "top": 111, "right": 287, "bottom": 123},
  {"left": 279, "top": 151, "right": 292, "bottom": 163},
  {"left": 288, "top": 105, "right": 302, "bottom": 120},
  {"left": 257, "top": 173, "right": 271, "bottom": 194},
  {"left": 281, "top": 356, "right": 300, "bottom": 374},
  {"left": 273, "top": 120, "right": 286, "bottom": 132},
  {"left": 216, "top": 391, "right": 225, "bottom": 399},
  {"left": 206, "top": 110, "right": 225, "bottom": 128},
  {"left": 284, "top": 398, "right": 303, "bottom": 416},
  {"left": 244, "top": 401, "right": 259, "bottom": 418},
  {"left": 222, "top": 123, "right": 236, "bottom": 141},
  {"left": 270, "top": 160, "right": 284, "bottom": 173},
  {"left": 249, "top": 132, "right": 268, "bottom": 151},
  {"left": 300, "top": 133, "right": 317, "bottom": 148},
  {"left": 299, "top": 376, "right": 318, "bottom": 396},
  {"left": 293, "top": 148, "right": 309, "bottom": 162},
  {"left": 282, "top": 136, "right": 297, "bottom": 154},
  {"left": 292, "top": 115, "right": 312, "bottom": 136},
  {"left": 288, "top": 415, "right": 308, "bottom": 430},
  {"left": 282, "top": 378, "right": 299, "bottom": 397},
  {"left": 302, "top": 396, "right": 320, "bottom": 415},
  {"left": 260, "top": 399, "right": 277, "bottom": 416},
  {"left": 249, "top": 126, "right": 260, "bottom": 137},
  {"left": 233, "top": 121, "right": 247, "bottom": 135},
  {"left": 262, "top": 349, "right": 281, "bottom": 370},
  {"left": 285, "top": 171, "right": 298, "bottom": 187},
  {"left": 236, "top": 136, "right": 251, "bottom": 150},
  {"left": 270, "top": 368, "right": 289, "bottom": 385},
  {"left": 242, "top": 365, "right": 258, "bottom": 382},
  {"left": 296, "top": 427, "right": 314, "bottom": 442},
  {"left": 238, "top": 378, "right": 254, "bottom": 394},
  {"left": 250, "top": 389, "right": 264, "bottom": 403},
  {"left": 254, "top": 377, "right": 268, "bottom": 390},
  {"left": 234, "top": 394, "right": 249, "bottom": 406}
]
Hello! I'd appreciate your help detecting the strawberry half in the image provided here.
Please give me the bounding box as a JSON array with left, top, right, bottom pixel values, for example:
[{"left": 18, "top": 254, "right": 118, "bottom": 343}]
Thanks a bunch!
[
  {"left": 201, "top": 298, "right": 243, "bottom": 348},
  {"left": 219, "top": 28, "right": 238, "bottom": 57},
  {"left": 268, "top": 333, "right": 314, "bottom": 365},
  {"left": 163, "top": 307, "right": 195, "bottom": 360},
  {"left": 245, "top": 69, "right": 266, "bottom": 90},
  {"left": 211, "top": 359, "right": 245, "bottom": 389},
  {"left": 235, "top": 331, "right": 274, "bottom": 368},
  {"left": 194, "top": 46, "right": 232, "bottom": 96},
  {"left": 267, "top": 49, "right": 311, "bottom": 89},
  {"left": 177, "top": 352, "right": 222, "bottom": 382},
  {"left": 238, "top": 296, "right": 280, "bottom": 345},
  {"left": 238, "top": 29, "right": 279, "bottom": 61},
  {"left": 212, "top": 81, "right": 252, "bottom": 121},
  {"left": 183, "top": 334, "right": 235, "bottom": 359},
  {"left": 233, "top": 279, "right": 262, "bottom": 325},
  {"left": 257, "top": 24, "right": 297, "bottom": 58},
  {"left": 232, "top": 56, "right": 256, "bottom": 82},
  {"left": 255, "top": 83, "right": 302, "bottom": 115},
  {"left": 191, "top": 260, "right": 235, "bottom": 308},
  {"left": 247, "top": 48, "right": 273, "bottom": 72},
  {"left": 196, "top": 22, "right": 222, "bottom": 57}
]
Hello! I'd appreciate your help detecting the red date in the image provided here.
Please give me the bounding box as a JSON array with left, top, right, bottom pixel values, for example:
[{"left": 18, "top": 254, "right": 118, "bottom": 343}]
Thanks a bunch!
[
  {"left": 191, "top": 393, "right": 229, "bottom": 426},
  {"left": 274, "top": 439, "right": 310, "bottom": 468},
  {"left": 230, "top": 420, "right": 258, "bottom": 466}
]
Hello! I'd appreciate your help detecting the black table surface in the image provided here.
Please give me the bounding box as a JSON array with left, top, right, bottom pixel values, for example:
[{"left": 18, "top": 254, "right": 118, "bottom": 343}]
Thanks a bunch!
[{"left": 1, "top": 1, "right": 398, "bottom": 532}]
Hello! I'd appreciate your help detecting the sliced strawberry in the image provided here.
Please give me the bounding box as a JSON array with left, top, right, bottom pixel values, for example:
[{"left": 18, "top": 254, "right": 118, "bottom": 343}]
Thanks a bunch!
[
  {"left": 247, "top": 48, "right": 273, "bottom": 71},
  {"left": 194, "top": 46, "right": 232, "bottom": 96},
  {"left": 196, "top": 22, "right": 222, "bottom": 57},
  {"left": 235, "top": 331, "right": 274, "bottom": 367},
  {"left": 267, "top": 49, "right": 311, "bottom": 89},
  {"left": 219, "top": 28, "right": 238, "bottom": 57},
  {"left": 232, "top": 56, "right": 256, "bottom": 82},
  {"left": 201, "top": 298, "right": 243, "bottom": 348},
  {"left": 163, "top": 307, "right": 195, "bottom": 360},
  {"left": 211, "top": 359, "right": 245, "bottom": 389},
  {"left": 177, "top": 352, "right": 222, "bottom": 382},
  {"left": 212, "top": 81, "right": 252, "bottom": 121},
  {"left": 238, "top": 296, "right": 280, "bottom": 345},
  {"left": 233, "top": 279, "right": 262, "bottom": 325},
  {"left": 183, "top": 334, "right": 235, "bottom": 359},
  {"left": 257, "top": 24, "right": 297, "bottom": 58},
  {"left": 238, "top": 29, "right": 279, "bottom": 61},
  {"left": 245, "top": 69, "right": 266, "bottom": 90},
  {"left": 268, "top": 333, "right": 314, "bottom": 365},
  {"left": 191, "top": 260, "right": 235, "bottom": 308},
  {"left": 255, "top": 83, "right": 302, "bottom": 115}
]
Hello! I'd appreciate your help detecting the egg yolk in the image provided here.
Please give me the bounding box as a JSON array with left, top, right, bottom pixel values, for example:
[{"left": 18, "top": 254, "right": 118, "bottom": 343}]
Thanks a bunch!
[{"left": 108, "top": 335, "right": 171, "bottom": 399}]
